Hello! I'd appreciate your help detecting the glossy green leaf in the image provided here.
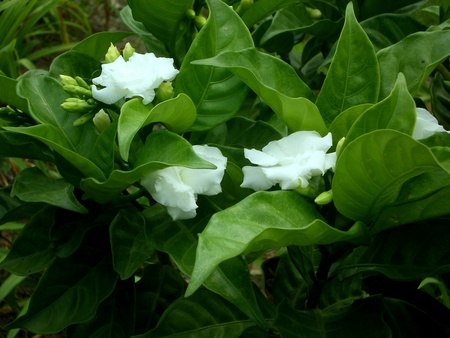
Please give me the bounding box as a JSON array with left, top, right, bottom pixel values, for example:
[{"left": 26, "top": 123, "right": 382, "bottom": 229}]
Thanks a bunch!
[
  {"left": 193, "top": 48, "right": 327, "bottom": 135},
  {"left": 80, "top": 130, "right": 215, "bottom": 202},
  {"left": 0, "top": 75, "right": 28, "bottom": 112},
  {"left": 315, "top": 2, "right": 380, "bottom": 124},
  {"left": 186, "top": 191, "right": 368, "bottom": 296},
  {"left": 71, "top": 31, "right": 134, "bottom": 60},
  {"left": 328, "top": 104, "right": 372, "bottom": 146},
  {"left": 135, "top": 289, "right": 256, "bottom": 338},
  {"left": 241, "top": 0, "right": 300, "bottom": 28},
  {"left": 127, "top": 0, "right": 194, "bottom": 55},
  {"left": 118, "top": 95, "right": 196, "bottom": 161},
  {"left": 175, "top": 0, "right": 253, "bottom": 130},
  {"left": 0, "top": 131, "right": 53, "bottom": 162},
  {"left": 333, "top": 130, "right": 447, "bottom": 222},
  {"left": 337, "top": 220, "right": 450, "bottom": 281},
  {"left": 359, "top": 0, "right": 427, "bottom": 20},
  {"left": 134, "top": 265, "right": 186, "bottom": 334},
  {"left": 143, "top": 204, "right": 267, "bottom": 328},
  {"left": 377, "top": 30, "right": 450, "bottom": 99},
  {"left": 67, "top": 279, "right": 135, "bottom": 338},
  {"left": 48, "top": 50, "right": 100, "bottom": 80},
  {"left": 0, "top": 206, "right": 55, "bottom": 275},
  {"left": 6, "top": 240, "right": 118, "bottom": 333},
  {"left": 344, "top": 72, "right": 416, "bottom": 147},
  {"left": 274, "top": 297, "right": 390, "bottom": 338},
  {"left": 110, "top": 209, "right": 154, "bottom": 280},
  {"left": 11, "top": 167, "right": 87, "bottom": 214},
  {"left": 431, "top": 73, "right": 450, "bottom": 130}
]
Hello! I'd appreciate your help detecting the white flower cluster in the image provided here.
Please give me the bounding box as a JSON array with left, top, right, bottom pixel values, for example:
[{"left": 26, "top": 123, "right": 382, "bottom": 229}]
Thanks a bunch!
[{"left": 92, "top": 52, "right": 178, "bottom": 105}]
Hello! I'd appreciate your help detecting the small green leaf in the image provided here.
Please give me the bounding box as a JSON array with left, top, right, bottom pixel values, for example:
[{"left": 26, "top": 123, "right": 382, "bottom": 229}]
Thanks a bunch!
[
  {"left": 315, "top": 2, "right": 380, "bottom": 124},
  {"left": 110, "top": 209, "right": 154, "bottom": 280},
  {"left": 118, "top": 95, "right": 196, "bottom": 161},
  {"left": 48, "top": 50, "right": 100, "bottom": 80},
  {"left": 186, "top": 191, "right": 368, "bottom": 296},
  {"left": 11, "top": 167, "right": 87, "bottom": 214},
  {"left": 0, "top": 75, "right": 28, "bottom": 112},
  {"left": 241, "top": 0, "right": 300, "bottom": 28}
]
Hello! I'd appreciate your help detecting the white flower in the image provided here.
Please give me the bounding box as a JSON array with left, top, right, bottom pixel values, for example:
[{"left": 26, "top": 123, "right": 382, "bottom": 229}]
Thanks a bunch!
[
  {"left": 413, "top": 107, "right": 450, "bottom": 140},
  {"left": 241, "top": 131, "right": 336, "bottom": 191},
  {"left": 92, "top": 52, "right": 179, "bottom": 105},
  {"left": 141, "top": 145, "right": 227, "bottom": 220}
]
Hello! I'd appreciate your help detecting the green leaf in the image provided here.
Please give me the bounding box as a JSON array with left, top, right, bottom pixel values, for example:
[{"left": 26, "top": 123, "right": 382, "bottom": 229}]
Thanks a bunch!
[
  {"left": 143, "top": 204, "right": 267, "bottom": 328},
  {"left": 175, "top": 0, "right": 253, "bottom": 130},
  {"left": 67, "top": 279, "right": 135, "bottom": 338},
  {"left": 0, "top": 131, "right": 53, "bottom": 162},
  {"left": 71, "top": 31, "right": 134, "bottom": 60},
  {"left": 344, "top": 72, "right": 416, "bottom": 147},
  {"left": 6, "top": 237, "right": 118, "bottom": 333},
  {"left": 332, "top": 130, "right": 446, "bottom": 223},
  {"left": 0, "top": 75, "right": 28, "bottom": 112},
  {"left": 11, "top": 167, "right": 87, "bottom": 214},
  {"left": 359, "top": 0, "right": 427, "bottom": 20},
  {"left": 328, "top": 104, "right": 372, "bottom": 146},
  {"left": 186, "top": 191, "right": 368, "bottom": 296},
  {"left": 0, "top": 206, "right": 55, "bottom": 275},
  {"left": 377, "top": 30, "right": 450, "bottom": 99},
  {"left": 337, "top": 220, "right": 450, "bottom": 281},
  {"left": 80, "top": 130, "right": 215, "bottom": 202},
  {"left": 118, "top": 95, "right": 196, "bottom": 161},
  {"left": 193, "top": 48, "right": 327, "bottom": 134},
  {"left": 241, "top": 0, "right": 300, "bottom": 28},
  {"left": 48, "top": 50, "right": 100, "bottom": 80},
  {"left": 135, "top": 289, "right": 256, "bottom": 338},
  {"left": 273, "top": 297, "right": 391, "bottom": 338},
  {"left": 134, "top": 265, "right": 186, "bottom": 334},
  {"left": 315, "top": 2, "right": 380, "bottom": 124},
  {"left": 128, "top": 0, "right": 194, "bottom": 56},
  {"left": 0, "top": 274, "right": 26, "bottom": 303},
  {"left": 110, "top": 209, "right": 154, "bottom": 280},
  {"left": 431, "top": 73, "right": 450, "bottom": 130}
]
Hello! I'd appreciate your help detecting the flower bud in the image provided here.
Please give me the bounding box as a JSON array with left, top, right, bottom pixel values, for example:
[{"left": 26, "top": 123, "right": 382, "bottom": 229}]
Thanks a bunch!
[
  {"left": 336, "top": 137, "right": 345, "bottom": 158},
  {"left": 73, "top": 111, "right": 96, "bottom": 126},
  {"left": 61, "top": 98, "right": 96, "bottom": 113},
  {"left": 93, "top": 109, "right": 111, "bottom": 133},
  {"left": 185, "top": 9, "right": 196, "bottom": 20},
  {"left": 314, "top": 190, "right": 333, "bottom": 205},
  {"left": 156, "top": 82, "right": 174, "bottom": 102},
  {"left": 60, "top": 75, "right": 78, "bottom": 87},
  {"left": 123, "top": 42, "right": 135, "bottom": 61},
  {"left": 294, "top": 184, "right": 317, "bottom": 199},
  {"left": 306, "top": 7, "right": 321, "bottom": 19},
  {"left": 235, "top": 0, "right": 253, "bottom": 16},
  {"left": 75, "top": 76, "right": 90, "bottom": 90},
  {"left": 63, "top": 85, "right": 93, "bottom": 98},
  {"left": 105, "top": 43, "right": 120, "bottom": 63},
  {"left": 194, "top": 15, "right": 207, "bottom": 29}
]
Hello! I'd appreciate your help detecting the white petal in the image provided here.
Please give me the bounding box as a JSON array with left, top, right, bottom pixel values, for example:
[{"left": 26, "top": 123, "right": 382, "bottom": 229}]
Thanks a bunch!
[
  {"left": 240, "top": 166, "right": 275, "bottom": 191},
  {"left": 91, "top": 85, "right": 127, "bottom": 105},
  {"left": 261, "top": 163, "right": 303, "bottom": 190},
  {"left": 166, "top": 206, "right": 197, "bottom": 220},
  {"left": 244, "top": 148, "right": 279, "bottom": 166},
  {"left": 413, "top": 107, "right": 449, "bottom": 140},
  {"left": 263, "top": 131, "right": 332, "bottom": 158}
]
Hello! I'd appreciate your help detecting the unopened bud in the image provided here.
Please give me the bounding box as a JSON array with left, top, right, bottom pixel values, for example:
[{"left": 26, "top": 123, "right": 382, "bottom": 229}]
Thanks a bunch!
[
  {"left": 314, "top": 190, "right": 333, "bottom": 205},
  {"left": 156, "top": 82, "right": 174, "bottom": 102},
  {"left": 336, "top": 137, "right": 345, "bottom": 158},
  {"left": 60, "top": 75, "right": 78, "bottom": 87},
  {"left": 61, "top": 98, "right": 96, "bottom": 113},
  {"left": 185, "top": 9, "right": 196, "bottom": 20},
  {"left": 235, "top": 0, "right": 253, "bottom": 16},
  {"left": 63, "top": 85, "right": 92, "bottom": 98},
  {"left": 306, "top": 7, "right": 321, "bottom": 19},
  {"left": 294, "top": 184, "right": 317, "bottom": 199},
  {"left": 75, "top": 76, "right": 90, "bottom": 90},
  {"left": 73, "top": 111, "right": 96, "bottom": 126},
  {"left": 194, "top": 15, "right": 207, "bottom": 29},
  {"left": 93, "top": 109, "right": 111, "bottom": 133},
  {"left": 105, "top": 43, "right": 120, "bottom": 63},
  {"left": 123, "top": 42, "right": 135, "bottom": 61}
]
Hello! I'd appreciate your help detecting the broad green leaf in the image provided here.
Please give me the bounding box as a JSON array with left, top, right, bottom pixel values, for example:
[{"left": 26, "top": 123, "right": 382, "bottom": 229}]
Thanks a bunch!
[
  {"left": 377, "top": 30, "right": 450, "bottom": 99},
  {"left": 175, "top": 0, "right": 253, "bottom": 130},
  {"left": 135, "top": 289, "right": 256, "bottom": 338},
  {"left": 0, "top": 75, "right": 28, "bottom": 112},
  {"left": 344, "top": 72, "right": 416, "bottom": 147},
  {"left": 48, "top": 50, "right": 100, "bottom": 80},
  {"left": 118, "top": 95, "right": 196, "bottom": 161},
  {"left": 80, "top": 130, "right": 215, "bottom": 203},
  {"left": 6, "top": 237, "right": 118, "bottom": 333},
  {"left": 0, "top": 274, "right": 26, "bottom": 303},
  {"left": 359, "top": 0, "right": 427, "bottom": 20},
  {"left": 0, "top": 132, "right": 53, "bottom": 162},
  {"left": 0, "top": 206, "right": 56, "bottom": 275},
  {"left": 431, "top": 73, "right": 450, "bottom": 130},
  {"left": 273, "top": 297, "right": 390, "bottom": 338},
  {"left": 333, "top": 130, "right": 446, "bottom": 222},
  {"left": 90, "top": 119, "right": 117, "bottom": 177},
  {"left": 143, "top": 204, "right": 267, "bottom": 328},
  {"left": 241, "top": 0, "right": 300, "bottom": 28},
  {"left": 186, "top": 191, "right": 368, "bottom": 296},
  {"left": 328, "top": 104, "right": 372, "bottom": 146},
  {"left": 315, "top": 2, "right": 380, "bottom": 124},
  {"left": 11, "top": 167, "right": 87, "bottom": 214},
  {"left": 127, "top": 0, "right": 194, "bottom": 56},
  {"left": 193, "top": 48, "right": 327, "bottom": 135},
  {"left": 67, "top": 279, "right": 135, "bottom": 338},
  {"left": 337, "top": 220, "right": 450, "bottom": 281},
  {"left": 134, "top": 265, "right": 186, "bottom": 334},
  {"left": 71, "top": 31, "right": 134, "bottom": 60},
  {"left": 110, "top": 209, "right": 154, "bottom": 280}
]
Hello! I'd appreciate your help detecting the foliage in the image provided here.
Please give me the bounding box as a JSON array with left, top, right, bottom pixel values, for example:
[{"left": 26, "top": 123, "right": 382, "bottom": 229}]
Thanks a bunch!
[{"left": 1, "top": 0, "right": 450, "bottom": 337}]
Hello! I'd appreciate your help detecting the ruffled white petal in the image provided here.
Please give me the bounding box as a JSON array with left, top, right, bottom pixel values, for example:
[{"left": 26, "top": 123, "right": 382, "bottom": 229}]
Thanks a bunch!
[
  {"left": 413, "top": 107, "right": 450, "bottom": 140},
  {"left": 240, "top": 166, "right": 275, "bottom": 191}
]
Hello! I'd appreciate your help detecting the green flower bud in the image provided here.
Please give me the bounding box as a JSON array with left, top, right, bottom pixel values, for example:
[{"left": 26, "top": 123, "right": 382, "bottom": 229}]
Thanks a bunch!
[
  {"left": 61, "top": 98, "right": 95, "bottom": 113},
  {"left": 63, "top": 84, "right": 93, "bottom": 98},
  {"left": 75, "top": 76, "right": 90, "bottom": 90},
  {"left": 314, "top": 190, "right": 333, "bottom": 205},
  {"left": 306, "top": 7, "right": 321, "bottom": 19},
  {"left": 235, "top": 0, "right": 253, "bottom": 16},
  {"left": 194, "top": 15, "right": 207, "bottom": 29},
  {"left": 105, "top": 43, "right": 120, "bottom": 63},
  {"left": 336, "top": 137, "right": 345, "bottom": 158},
  {"left": 185, "top": 9, "right": 196, "bottom": 20},
  {"left": 73, "top": 111, "right": 96, "bottom": 126},
  {"left": 60, "top": 75, "right": 78, "bottom": 87},
  {"left": 294, "top": 184, "right": 317, "bottom": 199},
  {"left": 156, "top": 82, "right": 174, "bottom": 102},
  {"left": 93, "top": 109, "right": 111, "bottom": 133},
  {"left": 123, "top": 42, "right": 135, "bottom": 61}
]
